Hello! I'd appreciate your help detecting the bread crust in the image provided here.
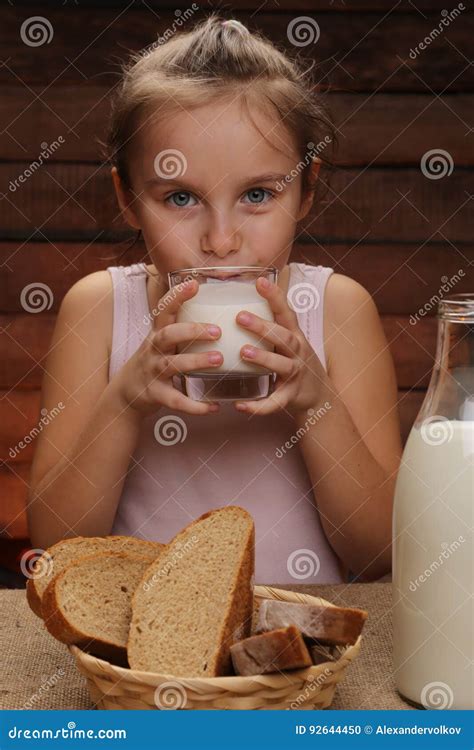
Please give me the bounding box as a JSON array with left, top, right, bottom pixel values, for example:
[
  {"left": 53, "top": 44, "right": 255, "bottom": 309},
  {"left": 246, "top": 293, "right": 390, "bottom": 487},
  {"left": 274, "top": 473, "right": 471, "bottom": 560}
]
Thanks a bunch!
[
  {"left": 214, "top": 521, "right": 255, "bottom": 675},
  {"left": 256, "top": 600, "right": 368, "bottom": 646},
  {"left": 25, "top": 535, "right": 164, "bottom": 620},
  {"left": 42, "top": 551, "right": 156, "bottom": 663},
  {"left": 230, "top": 624, "right": 313, "bottom": 676},
  {"left": 128, "top": 506, "right": 255, "bottom": 676}
]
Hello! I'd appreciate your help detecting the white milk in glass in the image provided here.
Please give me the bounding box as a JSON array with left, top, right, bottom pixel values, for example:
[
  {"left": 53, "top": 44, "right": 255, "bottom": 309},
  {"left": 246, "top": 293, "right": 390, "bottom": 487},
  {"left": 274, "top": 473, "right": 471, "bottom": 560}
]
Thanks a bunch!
[
  {"left": 177, "top": 280, "right": 274, "bottom": 375},
  {"left": 392, "top": 420, "right": 473, "bottom": 709}
]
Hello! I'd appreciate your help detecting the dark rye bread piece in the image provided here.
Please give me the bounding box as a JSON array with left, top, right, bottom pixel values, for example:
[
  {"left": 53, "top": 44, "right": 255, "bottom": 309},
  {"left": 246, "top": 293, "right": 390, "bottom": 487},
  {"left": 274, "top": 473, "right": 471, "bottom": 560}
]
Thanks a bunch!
[
  {"left": 26, "top": 535, "right": 164, "bottom": 618},
  {"left": 253, "top": 600, "right": 336, "bottom": 665},
  {"left": 256, "top": 599, "right": 368, "bottom": 646},
  {"left": 128, "top": 506, "right": 255, "bottom": 677},
  {"left": 230, "top": 625, "right": 312, "bottom": 676},
  {"left": 42, "top": 551, "right": 158, "bottom": 664}
]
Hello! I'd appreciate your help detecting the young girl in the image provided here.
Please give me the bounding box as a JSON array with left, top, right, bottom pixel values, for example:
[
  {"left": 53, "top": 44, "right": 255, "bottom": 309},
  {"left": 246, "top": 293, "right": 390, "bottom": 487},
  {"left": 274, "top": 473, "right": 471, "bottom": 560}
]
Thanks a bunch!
[{"left": 27, "top": 16, "right": 402, "bottom": 584}]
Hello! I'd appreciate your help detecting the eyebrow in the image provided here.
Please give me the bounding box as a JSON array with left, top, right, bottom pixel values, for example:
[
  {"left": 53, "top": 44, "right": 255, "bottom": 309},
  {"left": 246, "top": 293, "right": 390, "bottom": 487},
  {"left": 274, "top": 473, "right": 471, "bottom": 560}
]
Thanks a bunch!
[{"left": 145, "top": 172, "right": 287, "bottom": 190}]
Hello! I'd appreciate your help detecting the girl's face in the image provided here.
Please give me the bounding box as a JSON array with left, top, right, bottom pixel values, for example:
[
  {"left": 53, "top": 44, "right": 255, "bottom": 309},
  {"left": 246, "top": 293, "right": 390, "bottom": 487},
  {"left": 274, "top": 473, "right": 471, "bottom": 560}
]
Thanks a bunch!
[{"left": 112, "top": 97, "right": 318, "bottom": 281}]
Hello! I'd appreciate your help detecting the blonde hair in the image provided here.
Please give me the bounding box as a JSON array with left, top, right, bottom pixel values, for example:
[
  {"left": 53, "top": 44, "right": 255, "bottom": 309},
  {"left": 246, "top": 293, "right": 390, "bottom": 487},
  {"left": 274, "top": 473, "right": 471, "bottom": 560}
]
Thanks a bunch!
[{"left": 103, "top": 13, "right": 336, "bottom": 248}]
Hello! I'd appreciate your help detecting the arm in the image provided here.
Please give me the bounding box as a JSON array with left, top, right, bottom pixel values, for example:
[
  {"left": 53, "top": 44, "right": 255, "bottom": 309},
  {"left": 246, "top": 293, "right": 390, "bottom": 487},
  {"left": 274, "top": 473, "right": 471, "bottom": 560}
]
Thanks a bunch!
[
  {"left": 27, "top": 272, "right": 142, "bottom": 550},
  {"left": 295, "top": 274, "right": 402, "bottom": 582}
]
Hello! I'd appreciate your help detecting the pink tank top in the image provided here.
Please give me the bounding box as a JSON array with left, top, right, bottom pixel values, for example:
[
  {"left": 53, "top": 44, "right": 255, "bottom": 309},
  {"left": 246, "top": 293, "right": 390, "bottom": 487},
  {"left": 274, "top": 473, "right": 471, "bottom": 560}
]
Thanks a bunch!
[{"left": 106, "top": 261, "right": 345, "bottom": 584}]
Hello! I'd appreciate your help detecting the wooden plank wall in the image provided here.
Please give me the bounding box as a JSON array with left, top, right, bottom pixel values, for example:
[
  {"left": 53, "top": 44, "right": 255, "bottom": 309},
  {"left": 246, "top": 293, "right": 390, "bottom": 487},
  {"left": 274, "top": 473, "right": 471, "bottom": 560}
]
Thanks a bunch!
[{"left": 0, "top": 1, "right": 472, "bottom": 545}]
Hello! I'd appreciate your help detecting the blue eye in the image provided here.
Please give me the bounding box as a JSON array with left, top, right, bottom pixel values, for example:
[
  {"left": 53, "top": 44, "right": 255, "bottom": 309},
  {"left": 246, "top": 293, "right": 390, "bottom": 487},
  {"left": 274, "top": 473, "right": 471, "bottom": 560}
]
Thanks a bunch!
[
  {"left": 166, "top": 191, "right": 196, "bottom": 208},
  {"left": 244, "top": 188, "right": 273, "bottom": 204}
]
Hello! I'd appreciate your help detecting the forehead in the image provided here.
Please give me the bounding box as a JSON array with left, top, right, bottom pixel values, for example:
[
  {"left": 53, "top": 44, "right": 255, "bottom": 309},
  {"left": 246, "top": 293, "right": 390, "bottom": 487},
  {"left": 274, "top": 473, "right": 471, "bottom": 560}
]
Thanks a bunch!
[{"left": 136, "top": 97, "right": 299, "bottom": 181}]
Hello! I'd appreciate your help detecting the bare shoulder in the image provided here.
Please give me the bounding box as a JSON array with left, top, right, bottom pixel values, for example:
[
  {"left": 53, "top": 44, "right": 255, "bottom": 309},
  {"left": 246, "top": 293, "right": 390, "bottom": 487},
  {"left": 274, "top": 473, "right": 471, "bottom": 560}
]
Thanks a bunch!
[
  {"left": 324, "top": 272, "right": 376, "bottom": 318},
  {"left": 60, "top": 269, "right": 114, "bottom": 356},
  {"left": 323, "top": 273, "right": 382, "bottom": 371},
  {"left": 29, "top": 269, "right": 115, "bottom": 489},
  {"left": 322, "top": 272, "right": 402, "bottom": 472}
]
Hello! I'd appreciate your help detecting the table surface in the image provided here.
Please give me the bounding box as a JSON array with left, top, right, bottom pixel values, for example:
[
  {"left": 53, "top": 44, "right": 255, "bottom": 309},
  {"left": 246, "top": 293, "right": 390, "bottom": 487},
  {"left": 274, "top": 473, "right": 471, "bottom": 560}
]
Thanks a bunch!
[{"left": 0, "top": 583, "right": 415, "bottom": 711}]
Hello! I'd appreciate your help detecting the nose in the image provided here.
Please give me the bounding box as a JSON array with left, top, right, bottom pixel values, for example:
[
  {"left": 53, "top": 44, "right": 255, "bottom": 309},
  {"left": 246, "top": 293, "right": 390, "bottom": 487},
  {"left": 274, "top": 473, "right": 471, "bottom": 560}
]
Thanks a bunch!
[{"left": 201, "top": 209, "right": 241, "bottom": 260}]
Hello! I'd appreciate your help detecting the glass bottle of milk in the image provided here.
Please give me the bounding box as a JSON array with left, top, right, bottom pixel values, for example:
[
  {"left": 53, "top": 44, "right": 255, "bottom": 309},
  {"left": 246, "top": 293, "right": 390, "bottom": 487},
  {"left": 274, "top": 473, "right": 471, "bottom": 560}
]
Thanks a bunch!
[
  {"left": 393, "top": 293, "right": 473, "bottom": 710},
  {"left": 168, "top": 266, "right": 278, "bottom": 402}
]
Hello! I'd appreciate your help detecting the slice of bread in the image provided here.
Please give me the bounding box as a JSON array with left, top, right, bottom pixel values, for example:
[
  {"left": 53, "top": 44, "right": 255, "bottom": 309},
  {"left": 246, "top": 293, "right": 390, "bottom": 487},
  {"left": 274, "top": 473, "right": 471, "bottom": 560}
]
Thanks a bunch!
[
  {"left": 256, "top": 599, "right": 368, "bottom": 646},
  {"left": 42, "top": 551, "right": 155, "bottom": 664},
  {"left": 26, "top": 535, "right": 164, "bottom": 618},
  {"left": 230, "top": 625, "right": 313, "bottom": 676},
  {"left": 127, "top": 506, "right": 255, "bottom": 677}
]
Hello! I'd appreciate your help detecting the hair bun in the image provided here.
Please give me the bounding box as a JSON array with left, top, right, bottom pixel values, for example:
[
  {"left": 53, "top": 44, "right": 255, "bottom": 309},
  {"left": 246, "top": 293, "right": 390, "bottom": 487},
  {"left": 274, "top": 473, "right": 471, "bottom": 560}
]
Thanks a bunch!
[{"left": 220, "top": 19, "right": 249, "bottom": 35}]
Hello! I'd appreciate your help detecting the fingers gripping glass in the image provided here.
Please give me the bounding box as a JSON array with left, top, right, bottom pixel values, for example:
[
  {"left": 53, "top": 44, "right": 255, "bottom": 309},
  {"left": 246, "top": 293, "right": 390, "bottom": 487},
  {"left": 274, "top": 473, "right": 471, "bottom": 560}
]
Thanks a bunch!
[{"left": 168, "top": 266, "right": 278, "bottom": 402}]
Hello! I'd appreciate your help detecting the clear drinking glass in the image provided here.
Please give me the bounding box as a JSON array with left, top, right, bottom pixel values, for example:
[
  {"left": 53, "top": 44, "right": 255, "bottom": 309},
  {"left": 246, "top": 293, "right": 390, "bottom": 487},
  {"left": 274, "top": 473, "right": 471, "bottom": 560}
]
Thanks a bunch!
[
  {"left": 392, "top": 293, "right": 474, "bottom": 709},
  {"left": 168, "top": 266, "right": 278, "bottom": 402}
]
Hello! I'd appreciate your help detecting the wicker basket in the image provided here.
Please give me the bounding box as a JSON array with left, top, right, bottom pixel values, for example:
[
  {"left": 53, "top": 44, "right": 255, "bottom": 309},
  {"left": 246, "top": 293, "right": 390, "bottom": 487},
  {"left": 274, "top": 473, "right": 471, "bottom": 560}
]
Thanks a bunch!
[{"left": 70, "top": 585, "right": 361, "bottom": 710}]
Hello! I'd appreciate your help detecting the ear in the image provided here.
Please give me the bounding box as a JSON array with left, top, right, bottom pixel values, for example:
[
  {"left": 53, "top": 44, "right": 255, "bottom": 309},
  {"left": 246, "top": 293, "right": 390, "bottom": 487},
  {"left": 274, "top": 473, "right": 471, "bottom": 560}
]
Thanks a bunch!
[
  {"left": 111, "top": 167, "right": 141, "bottom": 230},
  {"left": 297, "top": 159, "right": 321, "bottom": 221}
]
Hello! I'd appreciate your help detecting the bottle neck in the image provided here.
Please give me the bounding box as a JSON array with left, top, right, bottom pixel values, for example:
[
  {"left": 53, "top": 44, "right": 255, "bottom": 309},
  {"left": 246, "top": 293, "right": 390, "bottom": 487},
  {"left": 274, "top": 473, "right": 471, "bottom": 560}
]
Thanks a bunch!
[
  {"left": 435, "top": 318, "right": 474, "bottom": 373},
  {"left": 417, "top": 318, "right": 474, "bottom": 424}
]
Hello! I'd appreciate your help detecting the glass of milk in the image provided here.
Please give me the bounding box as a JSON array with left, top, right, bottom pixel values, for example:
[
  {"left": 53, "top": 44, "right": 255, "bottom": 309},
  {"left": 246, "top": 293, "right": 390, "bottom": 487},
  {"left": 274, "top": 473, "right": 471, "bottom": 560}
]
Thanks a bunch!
[
  {"left": 168, "top": 266, "right": 278, "bottom": 402},
  {"left": 392, "top": 293, "right": 474, "bottom": 709}
]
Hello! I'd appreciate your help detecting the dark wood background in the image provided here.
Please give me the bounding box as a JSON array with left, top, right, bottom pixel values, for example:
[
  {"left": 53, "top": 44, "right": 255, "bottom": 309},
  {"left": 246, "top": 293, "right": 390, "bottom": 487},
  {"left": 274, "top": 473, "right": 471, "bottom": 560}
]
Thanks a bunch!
[{"left": 0, "top": 1, "right": 472, "bottom": 578}]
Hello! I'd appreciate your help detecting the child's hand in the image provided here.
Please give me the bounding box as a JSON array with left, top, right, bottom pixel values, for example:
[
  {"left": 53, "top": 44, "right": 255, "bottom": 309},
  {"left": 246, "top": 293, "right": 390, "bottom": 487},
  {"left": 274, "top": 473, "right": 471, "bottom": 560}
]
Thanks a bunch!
[
  {"left": 234, "top": 277, "right": 329, "bottom": 417},
  {"left": 113, "top": 279, "right": 223, "bottom": 416}
]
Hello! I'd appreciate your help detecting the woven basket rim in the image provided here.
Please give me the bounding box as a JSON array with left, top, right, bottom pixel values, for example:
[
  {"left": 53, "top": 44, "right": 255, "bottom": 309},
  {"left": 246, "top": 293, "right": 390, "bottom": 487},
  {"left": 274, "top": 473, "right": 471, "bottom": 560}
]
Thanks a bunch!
[{"left": 69, "top": 585, "right": 362, "bottom": 687}]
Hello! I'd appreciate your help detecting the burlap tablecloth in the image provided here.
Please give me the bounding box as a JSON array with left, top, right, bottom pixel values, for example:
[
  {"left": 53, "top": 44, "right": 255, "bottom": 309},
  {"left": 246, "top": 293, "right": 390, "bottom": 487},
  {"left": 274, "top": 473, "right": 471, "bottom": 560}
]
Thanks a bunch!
[{"left": 0, "top": 583, "right": 415, "bottom": 710}]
